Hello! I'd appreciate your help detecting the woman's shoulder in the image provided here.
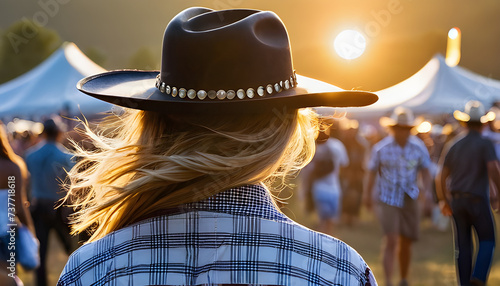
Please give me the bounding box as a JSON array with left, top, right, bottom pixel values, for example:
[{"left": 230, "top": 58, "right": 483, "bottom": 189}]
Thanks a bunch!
[
  {"left": 290, "top": 220, "right": 368, "bottom": 260},
  {"left": 68, "top": 212, "right": 366, "bottom": 260},
  {"left": 59, "top": 213, "right": 374, "bottom": 285},
  {"left": 268, "top": 219, "right": 374, "bottom": 283}
]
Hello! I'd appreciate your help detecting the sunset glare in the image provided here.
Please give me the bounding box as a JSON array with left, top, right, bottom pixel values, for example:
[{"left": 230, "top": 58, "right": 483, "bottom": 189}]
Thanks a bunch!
[{"left": 334, "top": 29, "right": 366, "bottom": 60}]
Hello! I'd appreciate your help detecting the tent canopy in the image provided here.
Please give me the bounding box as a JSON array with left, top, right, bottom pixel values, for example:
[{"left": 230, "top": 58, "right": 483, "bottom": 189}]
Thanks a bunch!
[
  {"left": 0, "top": 42, "right": 112, "bottom": 120},
  {"left": 348, "top": 54, "right": 500, "bottom": 119}
]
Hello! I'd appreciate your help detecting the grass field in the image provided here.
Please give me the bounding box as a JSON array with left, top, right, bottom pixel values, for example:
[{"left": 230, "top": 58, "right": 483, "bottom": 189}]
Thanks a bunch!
[{"left": 17, "top": 196, "right": 500, "bottom": 286}]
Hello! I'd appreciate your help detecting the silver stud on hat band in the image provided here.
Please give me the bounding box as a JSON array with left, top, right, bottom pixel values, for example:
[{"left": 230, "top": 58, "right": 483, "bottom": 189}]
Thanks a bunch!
[{"left": 155, "top": 71, "right": 297, "bottom": 100}]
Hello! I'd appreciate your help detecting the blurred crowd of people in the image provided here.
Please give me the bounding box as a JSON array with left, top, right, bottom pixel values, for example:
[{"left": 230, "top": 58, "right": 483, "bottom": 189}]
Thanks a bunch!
[
  {"left": 300, "top": 101, "right": 500, "bottom": 286},
  {"left": 302, "top": 102, "right": 500, "bottom": 230}
]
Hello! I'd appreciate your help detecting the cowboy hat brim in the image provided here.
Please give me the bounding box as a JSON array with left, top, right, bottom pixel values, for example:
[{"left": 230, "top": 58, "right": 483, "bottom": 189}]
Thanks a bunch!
[
  {"left": 77, "top": 70, "right": 378, "bottom": 114},
  {"left": 453, "top": 110, "right": 472, "bottom": 122},
  {"left": 453, "top": 110, "right": 496, "bottom": 123}
]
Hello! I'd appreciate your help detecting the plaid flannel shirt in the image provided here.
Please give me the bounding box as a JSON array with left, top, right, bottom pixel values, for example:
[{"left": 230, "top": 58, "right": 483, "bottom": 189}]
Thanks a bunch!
[
  {"left": 367, "top": 136, "right": 431, "bottom": 208},
  {"left": 58, "top": 185, "right": 376, "bottom": 286}
]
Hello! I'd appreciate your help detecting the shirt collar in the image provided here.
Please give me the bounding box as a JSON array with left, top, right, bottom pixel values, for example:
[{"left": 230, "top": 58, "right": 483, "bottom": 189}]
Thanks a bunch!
[
  {"left": 388, "top": 135, "right": 420, "bottom": 150},
  {"left": 468, "top": 129, "right": 481, "bottom": 136},
  {"left": 388, "top": 135, "right": 406, "bottom": 149},
  {"left": 131, "top": 184, "right": 290, "bottom": 225},
  {"left": 184, "top": 184, "right": 289, "bottom": 221}
]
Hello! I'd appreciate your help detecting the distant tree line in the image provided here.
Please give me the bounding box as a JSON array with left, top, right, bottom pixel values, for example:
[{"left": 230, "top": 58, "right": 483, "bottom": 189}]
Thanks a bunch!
[
  {"left": 0, "top": 19, "right": 160, "bottom": 85},
  {"left": 0, "top": 20, "right": 61, "bottom": 84}
]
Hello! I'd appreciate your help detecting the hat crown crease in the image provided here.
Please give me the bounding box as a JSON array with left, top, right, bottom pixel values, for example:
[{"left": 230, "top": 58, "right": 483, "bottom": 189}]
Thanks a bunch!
[
  {"left": 253, "top": 14, "right": 289, "bottom": 49},
  {"left": 183, "top": 9, "right": 260, "bottom": 33}
]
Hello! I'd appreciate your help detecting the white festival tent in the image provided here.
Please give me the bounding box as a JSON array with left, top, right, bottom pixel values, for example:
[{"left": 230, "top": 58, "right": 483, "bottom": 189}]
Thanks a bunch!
[
  {"left": 0, "top": 42, "right": 112, "bottom": 120},
  {"left": 348, "top": 54, "right": 500, "bottom": 119}
]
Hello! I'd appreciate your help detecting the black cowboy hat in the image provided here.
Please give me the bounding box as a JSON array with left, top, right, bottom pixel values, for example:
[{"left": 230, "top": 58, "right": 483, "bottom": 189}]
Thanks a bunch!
[{"left": 78, "top": 7, "right": 378, "bottom": 114}]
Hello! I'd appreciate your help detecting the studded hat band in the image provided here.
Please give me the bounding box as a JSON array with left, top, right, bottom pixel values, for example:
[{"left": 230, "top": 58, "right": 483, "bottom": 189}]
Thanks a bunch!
[{"left": 155, "top": 71, "right": 297, "bottom": 100}]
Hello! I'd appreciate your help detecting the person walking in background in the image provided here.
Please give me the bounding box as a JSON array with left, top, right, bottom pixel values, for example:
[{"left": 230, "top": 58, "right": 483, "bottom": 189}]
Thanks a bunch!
[
  {"left": 436, "top": 100, "right": 500, "bottom": 286},
  {"left": 0, "top": 121, "right": 34, "bottom": 286},
  {"left": 306, "top": 122, "right": 349, "bottom": 235},
  {"left": 340, "top": 118, "right": 368, "bottom": 226},
  {"left": 364, "top": 107, "right": 432, "bottom": 286},
  {"left": 25, "top": 117, "right": 75, "bottom": 286}
]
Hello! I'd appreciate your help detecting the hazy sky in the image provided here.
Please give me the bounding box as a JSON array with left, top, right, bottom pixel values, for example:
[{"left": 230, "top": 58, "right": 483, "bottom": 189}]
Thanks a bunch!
[{"left": 2, "top": 0, "right": 500, "bottom": 90}]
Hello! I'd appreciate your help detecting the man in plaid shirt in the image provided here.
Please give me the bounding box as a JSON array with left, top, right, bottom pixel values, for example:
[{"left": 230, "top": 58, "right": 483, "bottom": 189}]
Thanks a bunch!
[{"left": 365, "top": 107, "right": 431, "bottom": 286}]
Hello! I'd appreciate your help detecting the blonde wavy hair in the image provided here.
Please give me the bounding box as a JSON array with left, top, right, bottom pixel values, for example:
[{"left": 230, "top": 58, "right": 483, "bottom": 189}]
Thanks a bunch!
[{"left": 65, "top": 107, "right": 319, "bottom": 242}]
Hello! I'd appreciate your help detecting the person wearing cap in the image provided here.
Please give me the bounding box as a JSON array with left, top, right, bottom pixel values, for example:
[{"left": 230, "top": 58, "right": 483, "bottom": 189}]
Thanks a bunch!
[
  {"left": 364, "top": 107, "right": 432, "bottom": 286},
  {"left": 56, "top": 7, "right": 379, "bottom": 286},
  {"left": 436, "top": 100, "right": 500, "bottom": 286},
  {"left": 25, "top": 117, "right": 75, "bottom": 286}
]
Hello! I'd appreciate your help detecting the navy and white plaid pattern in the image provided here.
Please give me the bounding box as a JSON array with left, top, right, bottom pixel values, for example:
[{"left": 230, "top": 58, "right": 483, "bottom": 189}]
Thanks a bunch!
[
  {"left": 58, "top": 185, "right": 376, "bottom": 286},
  {"left": 367, "top": 136, "right": 431, "bottom": 208}
]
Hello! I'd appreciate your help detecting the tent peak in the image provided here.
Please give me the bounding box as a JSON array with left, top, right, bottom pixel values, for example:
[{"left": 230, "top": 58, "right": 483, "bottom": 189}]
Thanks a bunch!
[{"left": 63, "top": 42, "right": 106, "bottom": 76}]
